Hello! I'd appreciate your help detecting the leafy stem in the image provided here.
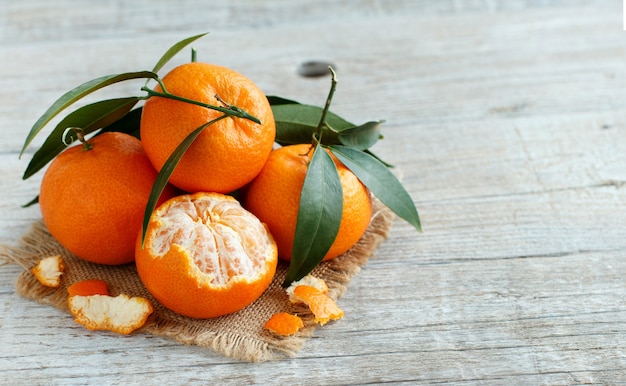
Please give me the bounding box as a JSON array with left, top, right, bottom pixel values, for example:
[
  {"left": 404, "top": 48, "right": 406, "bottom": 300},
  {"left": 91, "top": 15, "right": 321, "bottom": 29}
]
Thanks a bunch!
[
  {"left": 313, "top": 66, "right": 338, "bottom": 145},
  {"left": 140, "top": 86, "right": 261, "bottom": 124}
]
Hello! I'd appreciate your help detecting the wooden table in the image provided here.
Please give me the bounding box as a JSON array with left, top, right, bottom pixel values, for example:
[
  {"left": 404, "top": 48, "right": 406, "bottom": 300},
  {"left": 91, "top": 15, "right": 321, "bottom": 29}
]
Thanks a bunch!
[{"left": 1, "top": 1, "right": 625, "bottom": 384}]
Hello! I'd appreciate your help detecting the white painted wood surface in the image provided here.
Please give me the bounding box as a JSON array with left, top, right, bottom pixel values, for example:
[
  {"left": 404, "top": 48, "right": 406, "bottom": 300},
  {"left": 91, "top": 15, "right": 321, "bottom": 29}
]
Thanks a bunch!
[{"left": 1, "top": 1, "right": 625, "bottom": 384}]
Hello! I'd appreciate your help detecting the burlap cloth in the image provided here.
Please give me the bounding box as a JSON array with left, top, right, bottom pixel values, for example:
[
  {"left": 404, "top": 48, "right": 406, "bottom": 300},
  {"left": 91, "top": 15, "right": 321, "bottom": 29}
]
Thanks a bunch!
[{"left": 0, "top": 199, "right": 393, "bottom": 362}]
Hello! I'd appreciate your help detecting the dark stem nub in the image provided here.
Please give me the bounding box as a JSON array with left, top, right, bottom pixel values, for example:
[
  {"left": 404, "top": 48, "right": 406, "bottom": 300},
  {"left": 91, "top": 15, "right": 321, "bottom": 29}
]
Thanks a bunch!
[
  {"left": 62, "top": 127, "right": 92, "bottom": 151},
  {"left": 214, "top": 93, "right": 231, "bottom": 108}
]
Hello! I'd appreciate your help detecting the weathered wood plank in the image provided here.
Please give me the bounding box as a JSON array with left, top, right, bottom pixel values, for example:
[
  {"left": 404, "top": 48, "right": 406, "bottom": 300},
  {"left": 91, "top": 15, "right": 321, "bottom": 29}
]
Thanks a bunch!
[{"left": 1, "top": 1, "right": 624, "bottom": 384}]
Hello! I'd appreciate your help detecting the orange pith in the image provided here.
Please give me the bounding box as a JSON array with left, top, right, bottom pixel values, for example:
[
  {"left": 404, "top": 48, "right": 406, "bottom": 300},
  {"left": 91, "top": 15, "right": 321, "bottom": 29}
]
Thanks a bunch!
[
  {"left": 39, "top": 132, "right": 176, "bottom": 265},
  {"left": 68, "top": 294, "right": 153, "bottom": 335},
  {"left": 286, "top": 274, "right": 329, "bottom": 298},
  {"left": 243, "top": 143, "right": 372, "bottom": 261},
  {"left": 31, "top": 255, "right": 65, "bottom": 288},
  {"left": 135, "top": 192, "right": 278, "bottom": 319},
  {"left": 140, "top": 62, "right": 275, "bottom": 193}
]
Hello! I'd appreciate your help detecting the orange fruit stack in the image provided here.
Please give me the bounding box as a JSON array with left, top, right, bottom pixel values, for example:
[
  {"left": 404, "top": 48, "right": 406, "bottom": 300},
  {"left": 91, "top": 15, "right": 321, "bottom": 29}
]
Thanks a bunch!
[{"left": 37, "top": 59, "right": 373, "bottom": 322}]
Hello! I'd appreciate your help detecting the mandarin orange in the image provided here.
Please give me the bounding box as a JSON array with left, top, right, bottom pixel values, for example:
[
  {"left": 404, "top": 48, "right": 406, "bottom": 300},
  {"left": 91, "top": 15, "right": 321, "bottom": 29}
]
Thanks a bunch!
[
  {"left": 39, "top": 132, "right": 176, "bottom": 265},
  {"left": 140, "top": 62, "right": 275, "bottom": 193},
  {"left": 243, "top": 144, "right": 372, "bottom": 262},
  {"left": 135, "top": 192, "right": 278, "bottom": 319}
]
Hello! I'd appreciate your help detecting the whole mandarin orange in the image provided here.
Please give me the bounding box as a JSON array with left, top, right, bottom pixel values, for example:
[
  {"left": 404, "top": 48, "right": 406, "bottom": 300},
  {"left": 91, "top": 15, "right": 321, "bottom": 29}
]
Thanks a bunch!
[
  {"left": 140, "top": 62, "right": 275, "bottom": 193},
  {"left": 243, "top": 144, "right": 372, "bottom": 262},
  {"left": 39, "top": 132, "right": 176, "bottom": 265}
]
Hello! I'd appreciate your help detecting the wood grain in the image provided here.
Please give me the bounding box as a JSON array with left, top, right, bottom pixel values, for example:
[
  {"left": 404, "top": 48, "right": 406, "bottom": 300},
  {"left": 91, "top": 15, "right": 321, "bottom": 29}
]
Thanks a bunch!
[{"left": 1, "top": 0, "right": 624, "bottom": 384}]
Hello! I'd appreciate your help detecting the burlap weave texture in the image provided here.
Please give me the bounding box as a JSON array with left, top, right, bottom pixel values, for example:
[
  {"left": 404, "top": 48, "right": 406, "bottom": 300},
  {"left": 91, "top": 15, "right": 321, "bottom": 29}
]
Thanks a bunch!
[{"left": 1, "top": 199, "right": 393, "bottom": 362}]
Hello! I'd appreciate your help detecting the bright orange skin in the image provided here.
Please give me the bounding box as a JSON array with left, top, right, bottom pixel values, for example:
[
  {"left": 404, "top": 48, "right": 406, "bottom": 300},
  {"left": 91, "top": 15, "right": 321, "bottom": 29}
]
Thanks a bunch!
[
  {"left": 136, "top": 243, "right": 276, "bottom": 319},
  {"left": 264, "top": 312, "right": 304, "bottom": 336},
  {"left": 135, "top": 193, "right": 278, "bottom": 319},
  {"left": 140, "top": 62, "right": 276, "bottom": 193},
  {"left": 292, "top": 285, "right": 344, "bottom": 325},
  {"left": 67, "top": 279, "right": 110, "bottom": 297},
  {"left": 243, "top": 144, "right": 373, "bottom": 262},
  {"left": 39, "top": 132, "right": 176, "bottom": 265}
]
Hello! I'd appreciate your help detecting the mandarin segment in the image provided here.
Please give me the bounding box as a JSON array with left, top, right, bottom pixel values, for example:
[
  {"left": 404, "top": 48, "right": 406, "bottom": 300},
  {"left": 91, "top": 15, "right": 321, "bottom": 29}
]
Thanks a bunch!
[
  {"left": 135, "top": 192, "right": 278, "bottom": 319},
  {"left": 290, "top": 285, "right": 344, "bottom": 326},
  {"left": 264, "top": 312, "right": 304, "bottom": 336},
  {"left": 140, "top": 62, "right": 275, "bottom": 193},
  {"left": 68, "top": 294, "right": 153, "bottom": 335},
  {"left": 39, "top": 132, "right": 176, "bottom": 265},
  {"left": 243, "top": 143, "right": 372, "bottom": 262},
  {"left": 31, "top": 255, "right": 65, "bottom": 288},
  {"left": 67, "top": 279, "right": 110, "bottom": 297}
]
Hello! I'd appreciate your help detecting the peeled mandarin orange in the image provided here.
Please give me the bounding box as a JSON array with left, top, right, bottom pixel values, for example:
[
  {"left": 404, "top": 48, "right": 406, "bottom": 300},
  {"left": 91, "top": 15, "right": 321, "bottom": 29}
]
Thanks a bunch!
[
  {"left": 140, "top": 62, "right": 275, "bottom": 193},
  {"left": 39, "top": 132, "right": 176, "bottom": 265},
  {"left": 135, "top": 192, "right": 278, "bottom": 319},
  {"left": 243, "top": 144, "right": 372, "bottom": 261}
]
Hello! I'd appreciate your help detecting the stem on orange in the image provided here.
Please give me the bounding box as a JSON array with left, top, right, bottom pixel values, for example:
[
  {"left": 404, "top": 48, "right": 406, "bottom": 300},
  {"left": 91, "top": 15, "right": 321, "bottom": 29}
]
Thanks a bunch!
[
  {"left": 312, "top": 66, "right": 338, "bottom": 149},
  {"left": 62, "top": 127, "right": 92, "bottom": 151},
  {"left": 301, "top": 66, "right": 338, "bottom": 158},
  {"left": 140, "top": 86, "right": 261, "bottom": 125}
]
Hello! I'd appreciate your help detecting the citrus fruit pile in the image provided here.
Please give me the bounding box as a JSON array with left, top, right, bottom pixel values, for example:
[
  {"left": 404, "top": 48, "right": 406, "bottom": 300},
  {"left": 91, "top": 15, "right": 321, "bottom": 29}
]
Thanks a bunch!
[{"left": 21, "top": 34, "right": 421, "bottom": 333}]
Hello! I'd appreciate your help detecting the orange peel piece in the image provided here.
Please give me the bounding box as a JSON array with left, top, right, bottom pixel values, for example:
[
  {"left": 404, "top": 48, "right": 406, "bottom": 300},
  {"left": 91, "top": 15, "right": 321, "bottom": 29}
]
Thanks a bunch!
[
  {"left": 67, "top": 279, "right": 110, "bottom": 297},
  {"left": 286, "top": 274, "right": 329, "bottom": 301},
  {"left": 31, "top": 255, "right": 65, "bottom": 288},
  {"left": 68, "top": 294, "right": 153, "bottom": 335},
  {"left": 264, "top": 312, "right": 304, "bottom": 336},
  {"left": 290, "top": 285, "right": 344, "bottom": 326}
]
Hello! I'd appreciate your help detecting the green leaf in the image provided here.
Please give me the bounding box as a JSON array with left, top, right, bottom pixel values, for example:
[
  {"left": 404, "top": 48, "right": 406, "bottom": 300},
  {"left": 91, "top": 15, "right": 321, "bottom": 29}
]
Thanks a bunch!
[
  {"left": 20, "top": 71, "right": 158, "bottom": 157},
  {"left": 338, "top": 120, "right": 384, "bottom": 150},
  {"left": 140, "top": 115, "right": 228, "bottom": 247},
  {"left": 283, "top": 145, "right": 343, "bottom": 286},
  {"left": 273, "top": 103, "right": 354, "bottom": 132},
  {"left": 22, "top": 97, "right": 140, "bottom": 180},
  {"left": 273, "top": 119, "right": 327, "bottom": 146},
  {"left": 22, "top": 195, "right": 39, "bottom": 208},
  {"left": 151, "top": 32, "right": 209, "bottom": 74},
  {"left": 272, "top": 104, "right": 354, "bottom": 146},
  {"left": 99, "top": 106, "right": 143, "bottom": 139},
  {"left": 365, "top": 149, "right": 394, "bottom": 168},
  {"left": 330, "top": 145, "right": 422, "bottom": 232},
  {"left": 266, "top": 95, "right": 300, "bottom": 105}
]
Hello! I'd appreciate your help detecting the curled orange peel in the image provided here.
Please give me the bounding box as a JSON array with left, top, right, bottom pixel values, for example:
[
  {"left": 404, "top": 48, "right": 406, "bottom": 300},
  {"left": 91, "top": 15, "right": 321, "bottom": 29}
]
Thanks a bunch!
[{"left": 31, "top": 255, "right": 65, "bottom": 288}]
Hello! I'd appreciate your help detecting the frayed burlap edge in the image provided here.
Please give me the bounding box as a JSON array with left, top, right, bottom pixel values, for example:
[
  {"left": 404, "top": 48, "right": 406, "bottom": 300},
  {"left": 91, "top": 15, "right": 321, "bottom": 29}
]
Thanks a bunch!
[{"left": 0, "top": 198, "right": 393, "bottom": 363}]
